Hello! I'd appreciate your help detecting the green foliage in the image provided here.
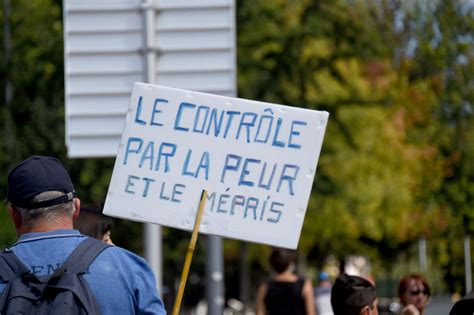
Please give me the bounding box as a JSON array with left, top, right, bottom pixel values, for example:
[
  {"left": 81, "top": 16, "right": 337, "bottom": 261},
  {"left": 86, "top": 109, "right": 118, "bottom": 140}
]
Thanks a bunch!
[
  {"left": 237, "top": 0, "right": 473, "bottom": 294},
  {"left": 0, "top": 0, "right": 65, "bottom": 248},
  {"left": 0, "top": 0, "right": 141, "bottom": 255},
  {"left": 0, "top": 0, "right": 472, "bottom": 298},
  {"left": 0, "top": 204, "right": 16, "bottom": 246}
]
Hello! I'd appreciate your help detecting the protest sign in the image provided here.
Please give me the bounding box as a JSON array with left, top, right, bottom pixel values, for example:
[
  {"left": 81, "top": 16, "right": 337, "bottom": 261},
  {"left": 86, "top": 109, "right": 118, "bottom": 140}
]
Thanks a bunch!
[{"left": 103, "top": 83, "right": 328, "bottom": 248}]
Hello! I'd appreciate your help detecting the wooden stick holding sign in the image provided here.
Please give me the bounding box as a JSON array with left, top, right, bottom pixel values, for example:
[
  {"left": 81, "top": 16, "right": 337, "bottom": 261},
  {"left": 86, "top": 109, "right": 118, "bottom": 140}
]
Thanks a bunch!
[{"left": 172, "top": 189, "right": 208, "bottom": 315}]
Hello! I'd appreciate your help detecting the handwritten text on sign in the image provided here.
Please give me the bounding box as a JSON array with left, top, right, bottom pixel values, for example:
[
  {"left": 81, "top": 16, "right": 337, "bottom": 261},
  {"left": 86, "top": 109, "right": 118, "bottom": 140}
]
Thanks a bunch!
[{"left": 104, "top": 83, "right": 328, "bottom": 248}]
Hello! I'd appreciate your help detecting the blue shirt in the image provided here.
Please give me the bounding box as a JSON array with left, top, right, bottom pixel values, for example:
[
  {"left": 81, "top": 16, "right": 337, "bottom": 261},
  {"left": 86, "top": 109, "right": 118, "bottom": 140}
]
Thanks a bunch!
[{"left": 0, "top": 230, "right": 166, "bottom": 315}]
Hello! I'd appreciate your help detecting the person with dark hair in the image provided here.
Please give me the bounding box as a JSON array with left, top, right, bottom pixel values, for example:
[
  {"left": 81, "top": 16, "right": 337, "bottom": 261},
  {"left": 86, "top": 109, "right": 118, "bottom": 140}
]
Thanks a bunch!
[
  {"left": 74, "top": 206, "right": 114, "bottom": 244},
  {"left": 255, "top": 247, "right": 316, "bottom": 315},
  {"left": 449, "top": 290, "right": 474, "bottom": 315},
  {"left": 0, "top": 155, "right": 165, "bottom": 314},
  {"left": 398, "top": 274, "right": 430, "bottom": 315},
  {"left": 330, "top": 273, "right": 378, "bottom": 315}
]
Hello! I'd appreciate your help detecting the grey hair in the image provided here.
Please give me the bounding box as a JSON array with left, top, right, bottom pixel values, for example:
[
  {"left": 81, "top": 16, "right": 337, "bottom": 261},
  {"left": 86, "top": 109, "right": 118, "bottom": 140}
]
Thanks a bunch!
[{"left": 13, "top": 191, "right": 76, "bottom": 227}]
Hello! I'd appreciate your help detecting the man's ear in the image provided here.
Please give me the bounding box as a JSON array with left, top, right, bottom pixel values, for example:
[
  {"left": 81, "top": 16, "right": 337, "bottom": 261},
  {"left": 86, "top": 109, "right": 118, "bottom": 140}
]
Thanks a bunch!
[
  {"left": 359, "top": 305, "right": 371, "bottom": 315},
  {"left": 7, "top": 204, "right": 22, "bottom": 229},
  {"left": 72, "top": 198, "right": 81, "bottom": 221}
]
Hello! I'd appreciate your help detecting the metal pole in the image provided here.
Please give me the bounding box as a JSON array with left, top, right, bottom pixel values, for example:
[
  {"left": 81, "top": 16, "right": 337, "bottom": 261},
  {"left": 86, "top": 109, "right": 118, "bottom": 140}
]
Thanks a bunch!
[
  {"left": 419, "top": 236, "right": 427, "bottom": 272},
  {"left": 144, "top": 224, "right": 162, "bottom": 292},
  {"left": 205, "top": 1, "right": 236, "bottom": 310},
  {"left": 465, "top": 235, "right": 472, "bottom": 293},
  {"left": 239, "top": 242, "right": 250, "bottom": 306},
  {"left": 206, "top": 235, "right": 224, "bottom": 315},
  {"left": 141, "top": 0, "right": 162, "bottom": 296}
]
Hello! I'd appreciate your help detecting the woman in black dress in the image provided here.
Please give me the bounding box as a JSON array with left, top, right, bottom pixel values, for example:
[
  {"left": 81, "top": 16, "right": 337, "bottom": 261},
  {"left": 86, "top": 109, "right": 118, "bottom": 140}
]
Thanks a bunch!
[{"left": 255, "top": 248, "right": 316, "bottom": 315}]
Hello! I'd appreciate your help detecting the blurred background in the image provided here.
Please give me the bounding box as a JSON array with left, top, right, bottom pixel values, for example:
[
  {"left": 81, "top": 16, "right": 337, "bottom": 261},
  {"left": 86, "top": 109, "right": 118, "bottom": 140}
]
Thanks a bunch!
[{"left": 0, "top": 0, "right": 473, "bottom": 314}]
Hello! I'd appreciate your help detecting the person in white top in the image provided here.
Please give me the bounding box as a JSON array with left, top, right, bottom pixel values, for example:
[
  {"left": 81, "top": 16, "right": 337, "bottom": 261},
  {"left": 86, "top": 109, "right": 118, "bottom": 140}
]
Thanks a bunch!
[{"left": 314, "top": 272, "right": 334, "bottom": 315}]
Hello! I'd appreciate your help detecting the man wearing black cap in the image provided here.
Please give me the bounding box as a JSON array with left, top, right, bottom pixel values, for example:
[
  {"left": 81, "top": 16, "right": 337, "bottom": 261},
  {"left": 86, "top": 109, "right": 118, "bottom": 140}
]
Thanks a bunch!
[
  {"left": 1, "top": 155, "right": 166, "bottom": 314},
  {"left": 331, "top": 273, "right": 378, "bottom": 315}
]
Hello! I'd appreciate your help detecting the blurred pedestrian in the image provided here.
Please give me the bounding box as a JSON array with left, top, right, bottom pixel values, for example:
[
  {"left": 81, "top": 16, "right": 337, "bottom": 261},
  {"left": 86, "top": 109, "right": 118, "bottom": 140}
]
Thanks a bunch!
[
  {"left": 398, "top": 274, "right": 430, "bottom": 315},
  {"left": 314, "top": 271, "right": 334, "bottom": 315},
  {"left": 74, "top": 205, "right": 114, "bottom": 244},
  {"left": 255, "top": 247, "right": 316, "bottom": 315},
  {"left": 0, "top": 155, "right": 165, "bottom": 314},
  {"left": 331, "top": 273, "right": 378, "bottom": 315}
]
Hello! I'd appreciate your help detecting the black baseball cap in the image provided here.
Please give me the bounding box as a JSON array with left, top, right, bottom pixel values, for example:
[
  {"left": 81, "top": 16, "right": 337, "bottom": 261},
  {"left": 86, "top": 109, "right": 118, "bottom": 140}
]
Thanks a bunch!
[{"left": 6, "top": 155, "right": 77, "bottom": 209}]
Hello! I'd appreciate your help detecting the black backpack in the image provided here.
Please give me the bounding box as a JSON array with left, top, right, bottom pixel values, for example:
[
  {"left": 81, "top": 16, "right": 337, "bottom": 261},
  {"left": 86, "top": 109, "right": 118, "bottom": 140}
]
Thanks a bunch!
[{"left": 0, "top": 237, "right": 111, "bottom": 315}]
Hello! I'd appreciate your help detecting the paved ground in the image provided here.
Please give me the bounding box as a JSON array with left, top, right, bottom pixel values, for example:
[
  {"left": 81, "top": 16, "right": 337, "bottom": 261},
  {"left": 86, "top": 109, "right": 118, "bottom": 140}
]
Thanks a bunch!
[{"left": 425, "top": 294, "right": 455, "bottom": 315}]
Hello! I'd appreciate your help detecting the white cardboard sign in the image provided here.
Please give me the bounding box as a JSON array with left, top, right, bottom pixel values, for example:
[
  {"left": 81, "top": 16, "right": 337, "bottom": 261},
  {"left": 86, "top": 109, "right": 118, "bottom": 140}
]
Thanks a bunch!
[{"left": 103, "top": 83, "right": 328, "bottom": 248}]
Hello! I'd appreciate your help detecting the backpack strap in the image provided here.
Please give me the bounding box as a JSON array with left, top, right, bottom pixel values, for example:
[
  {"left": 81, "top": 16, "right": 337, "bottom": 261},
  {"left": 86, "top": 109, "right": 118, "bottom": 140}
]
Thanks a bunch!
[
  {"left": 62, "top": 237, "right": 112, "bottom": 274},
  {"left": 0, "top": 249, "right": 31, "bottom": 282},
  {"left": 0, "top": 237, "right": 110, "bottom": 281}
]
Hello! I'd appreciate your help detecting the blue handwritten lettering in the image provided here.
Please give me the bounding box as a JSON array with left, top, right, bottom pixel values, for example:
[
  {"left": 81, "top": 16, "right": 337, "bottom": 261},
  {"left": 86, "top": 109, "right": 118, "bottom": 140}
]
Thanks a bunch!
[
  {"left": 230, "top": 195, "right": 245, "bottom": 215},
  {"left": 277, "top": 165, "right": 300, "bottom": 195},
  {"left": 182, "top": 150, "right": 210, "bottom": 180},
  {"left": 260, "top": 196, "right": 270, "bottom": 220},
  {"left": 223, "top": 111, "right": 241, "bottom": 138},
  {"left": 254, "top": 112, "right": 273, "bottom": 144},
  {"left": 206, "top": 191, "right": 285, "bottom": 223},
  {"left": 272, "top": 118, "right": 286, "bottom": 147},
  {"left": 155, "top": 142, "right": 177, "bottom": 172},
  {"left": 217, "top": 194, "right": 230, "bottom": 213},
  {"left": 124, "top": 137, "right": 143, "bottom": 165},
  {"left": 268, "top": 201, "right": 284, "bottom": 223},
  {"left": 159, "top": 182, "right": 170, "bottom": 201},
  {"left": 139, "top": 141, "right": 155, "bottom": 170},
  {"left": 244, "top": 197, "right": 258, "bottom": 220},
  {"left": 174, "top": 102, "right": 196, "bottom": 132},
  {"left": 237, "top": 112, "right": 257, "bottom": 143},
  {"left": 150, "top": 98, "right": 168, "bottom": 127},
  {"left": 239, "top": 158, "right": 260, "bottom": 187},
  {"left": 220, "top": 154, "right": 242, "bottom": 183},
  {"left": 206, "top": 108, "right": 225, "bottom": 137},
  {"left": 134, "top": 96, "right": 146, "bottom": 125},
  {"left": 193, "top": 105, "right": 210, "bottom": 133},
  {"left": 206, "top": 192, "right": 217, "bottom": 211},
  {"left": 258, "top": 163, "right": 277, "bottom": 190},
  {"left": 288, "top": 120, "right": 307, "bottom": 149},
  {"left": 142, "top": 177, "right": 156, "bottom": 197},
  {"left": 196, "top": 151, "right": 210, "bottom": 180},
  {"left": 171, "top": 183, "right": 185, "bottom": 203},
  {"left": 125, "top": 175, "right": 140, "bottom": 194}
]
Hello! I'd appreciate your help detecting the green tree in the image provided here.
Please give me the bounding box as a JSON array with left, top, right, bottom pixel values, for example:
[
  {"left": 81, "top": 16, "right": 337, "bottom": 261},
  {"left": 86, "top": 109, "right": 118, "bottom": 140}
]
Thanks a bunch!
[
  {"left": 0, "top": 0, "right": 65, "bottom": 247},
  {"left": 0, "top": 0, "right": 133, "bottom": 253},
  {"left": 236, "top": 0, "right": 472, "bottom": 295},
  {"left": 400, "top": 0, "right": 474, "bottom": 293},
  {"left": 1, "top": 0, "right": 472, "bottom": 300},
  {"left": 238, "top": 0, "right": 443, "bottom": 257}
]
